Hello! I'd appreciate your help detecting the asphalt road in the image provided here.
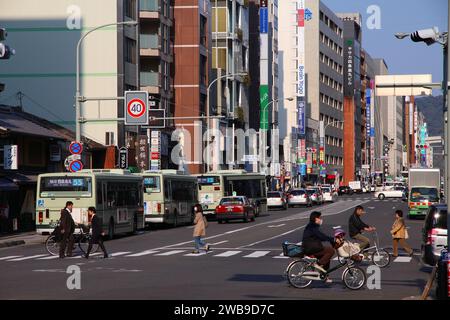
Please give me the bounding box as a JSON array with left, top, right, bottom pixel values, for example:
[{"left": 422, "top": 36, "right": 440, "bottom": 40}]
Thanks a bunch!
[{"left": 0, "top": 193, "right": 433, "bottom": 300}]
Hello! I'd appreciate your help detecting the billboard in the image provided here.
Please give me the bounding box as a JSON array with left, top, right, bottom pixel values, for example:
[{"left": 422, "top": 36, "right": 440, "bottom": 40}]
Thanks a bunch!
[
  {"left": 260, "top": 85, "right": 269, "bottom": 130},
  {"left": 344, "top": 38, "right": 354, "bottom": 96}
]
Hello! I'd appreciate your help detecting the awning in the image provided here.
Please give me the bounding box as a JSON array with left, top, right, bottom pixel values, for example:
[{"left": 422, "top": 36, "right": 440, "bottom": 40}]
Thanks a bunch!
[
  {"left": 0, "top": 178, "right": 19, "bottom": 191},
  {"left": 5, "top": 173, "right": 38, "bottom": 185}
]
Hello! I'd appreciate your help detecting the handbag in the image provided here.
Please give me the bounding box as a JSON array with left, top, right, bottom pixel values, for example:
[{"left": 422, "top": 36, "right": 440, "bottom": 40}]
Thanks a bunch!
[
  {"left": 404, "top": 228, "right": 409, "bottom": 239},
  {"left": 203, "top": 216, "right": 208, "bottom": 228}
]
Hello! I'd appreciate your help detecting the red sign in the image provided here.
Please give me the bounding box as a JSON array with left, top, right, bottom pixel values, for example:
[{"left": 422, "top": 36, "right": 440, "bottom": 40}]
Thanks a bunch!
[
  {"left": 69, "top": 160, "right": 83, "bottom": 172},
  {"left": 127, "top": 98, "right": 146, "bottom": 118},
  {"left": 151, "top": 152, "right": 160, "bottom": 160},
  {"left": 298, "top": 9, "right": 305, "bottom": 27},
  {"left": 69, "top": 141, "right": 83, "bottom": 155}
]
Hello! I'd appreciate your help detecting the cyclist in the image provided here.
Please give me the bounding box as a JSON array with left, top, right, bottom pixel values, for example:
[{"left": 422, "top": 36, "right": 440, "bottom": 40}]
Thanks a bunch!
[
  {"left": 302, "top": 211, "right": 338, "bottom": 283},
  {"left": 348, "top": 205, "right": 376, "bottom": 252}
]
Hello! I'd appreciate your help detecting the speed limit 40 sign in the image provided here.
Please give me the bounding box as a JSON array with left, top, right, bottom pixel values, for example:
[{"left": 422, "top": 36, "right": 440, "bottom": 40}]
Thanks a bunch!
[{"left": 125, "top": 91, "right": 149, "bottom": 125}]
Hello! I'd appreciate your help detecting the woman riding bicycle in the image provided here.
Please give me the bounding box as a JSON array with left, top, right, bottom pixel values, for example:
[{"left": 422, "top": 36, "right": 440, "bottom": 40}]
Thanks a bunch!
[{"left": 302, "top": 211, "right": 340, "bottom": 282}]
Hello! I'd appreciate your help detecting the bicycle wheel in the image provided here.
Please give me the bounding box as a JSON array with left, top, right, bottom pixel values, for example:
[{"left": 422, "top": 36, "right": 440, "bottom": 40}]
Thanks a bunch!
[
  {"left": 371, "top": 249, "right": 391, "bottom": 268},
  {"left": 45, "top": 235, "right": 60, "bottom": 256},
  {"left": 78, "top": 235, "right": 99, "bottom": 255},
  {"left": 287, "top": 260, "right": 313, "bottom": 289},
  {"left": 342, "top": 266, "right": 366, "bottom": 290}
]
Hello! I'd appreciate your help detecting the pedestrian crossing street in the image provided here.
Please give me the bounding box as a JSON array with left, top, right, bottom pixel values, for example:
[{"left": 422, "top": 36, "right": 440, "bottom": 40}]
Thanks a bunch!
[{"left": 0, "top": 249, "right": 414, "bottom": 263}]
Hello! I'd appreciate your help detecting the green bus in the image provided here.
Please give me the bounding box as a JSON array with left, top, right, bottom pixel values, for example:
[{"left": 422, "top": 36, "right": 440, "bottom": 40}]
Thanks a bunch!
[
  {"left": 196, "top": 170, "right": 267, "bottom": 216},
  {"left": 140, "top": 170, "right": 198, "bottom": 227},
  {"left": 36, "top": 169, "right": 144, "bottom": 238}
]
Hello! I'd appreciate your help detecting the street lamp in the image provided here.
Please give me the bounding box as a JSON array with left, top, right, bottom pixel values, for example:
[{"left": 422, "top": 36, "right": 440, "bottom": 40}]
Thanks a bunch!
[
  {"left": 264, "top": 97, "right": 295, "bottom": 129},
  {"left": 205, "top": 72, "right": 247, "bottom": 172},
  {"left": 75, "top": 21, "right": 138, "bottom": 143}
]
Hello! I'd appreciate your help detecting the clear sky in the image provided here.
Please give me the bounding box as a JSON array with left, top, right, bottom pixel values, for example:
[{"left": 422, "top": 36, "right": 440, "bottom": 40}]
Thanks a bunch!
[{"left": 323, "top": 0, "right": 447, "bottom": 94}]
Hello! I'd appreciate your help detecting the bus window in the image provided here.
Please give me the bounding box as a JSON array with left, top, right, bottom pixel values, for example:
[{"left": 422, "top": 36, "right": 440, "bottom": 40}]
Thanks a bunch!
[
  {"left": 40, "top": 177, "right": 92, "bottom": 197},
  {"left": 96, "top": 183, "right": 103, "bottom": 205},
  {"left": 172, "top": 180, "right": 195, "bottom": 201},
  {"left": 144, "top": 177, "right": 161, "bottom": 193}
]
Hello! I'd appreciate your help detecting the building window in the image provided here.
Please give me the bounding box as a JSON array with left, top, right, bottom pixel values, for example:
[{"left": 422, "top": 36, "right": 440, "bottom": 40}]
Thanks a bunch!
[
  {"left": 125, "top": 38, "right": 136, "bottom": 64},
  {"left": 125, "top": 0, "right": 136, "bottom": 19},
  {"left": 200, "top": 55, "right": 207, "bottom": 86},
  {"left": 200, "top": 15, "right": 207, "bottom": 47}
]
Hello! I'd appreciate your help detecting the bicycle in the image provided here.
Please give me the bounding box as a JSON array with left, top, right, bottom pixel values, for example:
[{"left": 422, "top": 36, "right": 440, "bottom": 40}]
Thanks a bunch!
[
  {"left": 283, "top": 242, "right": 366, "bottom": 290},
  {"left": 338, "top": 230, "right": 391, "bottom": 268},
  {"left": 45, "top": 223, "right": 99, "bottom": 256}
]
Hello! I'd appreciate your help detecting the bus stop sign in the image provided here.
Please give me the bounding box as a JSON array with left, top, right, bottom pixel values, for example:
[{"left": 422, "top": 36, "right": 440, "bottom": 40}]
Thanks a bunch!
[{"left": 125, "top": 91, "right": 149, "bottom": 125}]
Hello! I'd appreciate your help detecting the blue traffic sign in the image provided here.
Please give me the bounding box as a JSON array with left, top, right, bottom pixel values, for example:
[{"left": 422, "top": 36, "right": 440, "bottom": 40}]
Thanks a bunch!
[
  {"left": 69, "top": 160, "right": 83, "bottom": 172},
  {"left": 69, "top": 141, "right": 83, "bottom": 155}
]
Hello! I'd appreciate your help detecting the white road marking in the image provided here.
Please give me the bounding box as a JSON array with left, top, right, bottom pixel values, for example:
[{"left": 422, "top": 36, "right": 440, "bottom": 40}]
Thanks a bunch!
[
  {"left": 273, "top": 253, "right": 289, "bottom": 259},
  {"left": 109, "top": 252, "right": 132, "bottom": 257},
  {"left": 184, "top": 252, "right": 208, "bottom": 256},
  {"left": 243, "top": 251, "right": 271, "bottom": 258},
  {"left": 37, "top": 255, "right": 59, "bottom": 260},
  {"left": 209, "top": 240, "right": 228, "bottom": 246},
  {"left": 155, "top": 250, "right": 186, "bottom": 256},
  {"left": 394, "top": 256, "right": 412, "bottom": 263},
  {"left": 7, "top": 254, "right": 48, "bottom": 261},
  {"left": 0, "top": 255, "right": 22, "bottom": 260},
  {"left": 126, "top": 250, "right": 160, "bottom": 257},
  {"left": 214, "top": 251, "right": 242, "bottom": 257},
  {"left": 268, "top": 224, "right": 286, "bottom": 228},
  {"left": 225, "top": 227, "right": 252, "bottom": 234}
]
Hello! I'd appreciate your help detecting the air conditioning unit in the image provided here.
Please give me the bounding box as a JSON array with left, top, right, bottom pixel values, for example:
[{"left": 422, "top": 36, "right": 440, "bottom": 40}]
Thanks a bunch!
[{"left": 105, "top": 132, "right": 115, "bottom": 146}]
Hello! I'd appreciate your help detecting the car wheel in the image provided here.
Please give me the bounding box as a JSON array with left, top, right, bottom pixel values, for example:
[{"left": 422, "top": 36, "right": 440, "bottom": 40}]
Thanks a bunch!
[
  {"left": 378, "top": 194, "right": 385, "bottom": 200},
  {"left": 218, "top": 219, "right": 223, "bottom": 224},
  {"left": 243, "top": 213, "right": 249, "bottom": 223}
]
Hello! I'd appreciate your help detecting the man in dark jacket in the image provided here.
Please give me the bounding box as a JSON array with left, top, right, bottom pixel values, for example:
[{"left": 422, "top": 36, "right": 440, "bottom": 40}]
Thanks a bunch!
[
  {"left": 302, "top": 211, "right": 337, "bottom": 280},
  {"left": 59, "top": 201, "right": 76, "bottom": 258},
  {"left": 84, "top": 207, "right": 108, "bottom": 259},
  {"left": 348, "top": 205, "right": 375, "bottom": 251}
]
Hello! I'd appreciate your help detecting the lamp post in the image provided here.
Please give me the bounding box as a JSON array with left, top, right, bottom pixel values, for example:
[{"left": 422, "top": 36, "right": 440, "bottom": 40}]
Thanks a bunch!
[
  {"left": 75, "top": 21, "right": 138, "bottom": 143},
  {"left": 205, "top": 72, "right": 247, "bottom": 172}
]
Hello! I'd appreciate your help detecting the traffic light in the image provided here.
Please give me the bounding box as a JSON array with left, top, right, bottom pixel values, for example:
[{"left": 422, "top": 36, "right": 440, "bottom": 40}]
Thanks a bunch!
[{"left": 0, "top": 28, "right": 15, "bottom": 59}]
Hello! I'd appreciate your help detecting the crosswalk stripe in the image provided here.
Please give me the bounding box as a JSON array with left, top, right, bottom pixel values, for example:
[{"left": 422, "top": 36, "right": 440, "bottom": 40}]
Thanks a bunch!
[
  {"left": 126, "top": 250, "right": 159, "bottom": 257},
  {"left": 7, "top": 254, "right": 47, "bottom": 261},
  {"left": 184, "top": 252, "right": 208, "bottom": 257},
  {"left": 0, "top": 255, "right": 22, "bottom": 260},
  {"left": 110, "top": 252, "right": 132, "bottom": 257},
  {"left": 155, "top": 250, "right": 186, "bottom": 256},
  {"left": 273, "top": 253, "right": 289, "bottom": 259},
  {"left": 38, "top": 255, "right": 59, "bottom": 260},
  {"left": 214, "top": 251, "right": 242, "bottom": 257},
  {"left": 243, "top": 251, "right": 271, "bottom": 258},
  {"left": 394, "top": 256, "right": 412, "bottom": 263}
]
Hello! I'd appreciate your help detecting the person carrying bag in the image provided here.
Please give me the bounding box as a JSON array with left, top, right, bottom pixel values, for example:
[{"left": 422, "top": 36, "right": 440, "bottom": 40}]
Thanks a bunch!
[
  {"left": 192, "top": 204, "right": 210, "bottom": 254},
  {"left": 391, "top": 209, "right": 413, "bottom": 257}
]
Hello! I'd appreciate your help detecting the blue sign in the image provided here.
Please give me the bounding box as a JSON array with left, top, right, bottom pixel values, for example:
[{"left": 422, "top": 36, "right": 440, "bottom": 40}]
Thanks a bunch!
[
  {"left": 69, "top": 160, "right": 83, "bottom": 172},
  {"left": 69, "top": 141, "right": 83, "bottom": 155},
  {"left": 260, "top": 8, "right": 268, "bottom": 34},
  {"left": 72, "top": 179, "right": 84, "bottom": 187},
  {"left": 370, "top": 128, "right": 375, "bottom": 138},
  {"left": 37, "top": 200, "right": 44, "bottom": 207},
  {"left": 297, "top": 100, "right": 305, "bottom": 135},
  {"left": 304, "top": 9, "right": 312, "bottom": 21},
  {"left": 300, "top": 164, "right": 307, "bottom": 176}
]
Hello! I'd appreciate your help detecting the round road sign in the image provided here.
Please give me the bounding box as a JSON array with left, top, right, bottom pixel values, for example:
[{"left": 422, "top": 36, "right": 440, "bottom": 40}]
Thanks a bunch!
[
  {"left": 69, "top": 141, "right": 83, "bottom": 155},
  {"left": 127, "top": 98, "right": 146, "bottom": 118},
  {"left": 69, "top": 160, "right": 84, "bottom": 173}
]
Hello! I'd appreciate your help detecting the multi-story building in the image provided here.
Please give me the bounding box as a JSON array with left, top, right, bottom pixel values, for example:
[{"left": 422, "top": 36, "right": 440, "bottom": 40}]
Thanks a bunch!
[
  {"left": 0, "top": 0, "right": 139, "bottom": 164},
  {"left": 278, "top": 0, "right": 344, "bottom": 185},
  {"left": 139, "top": 0, "right": 174, "bottom": 169},
  {"left": 211, "top": 0, "right": 250, "bottom": 170},
  {"left": 336, "top": 13, "right": 362, "bottom": 185},
  {"left": 386, "top": 95, "right": 403, "bottom": 177}
]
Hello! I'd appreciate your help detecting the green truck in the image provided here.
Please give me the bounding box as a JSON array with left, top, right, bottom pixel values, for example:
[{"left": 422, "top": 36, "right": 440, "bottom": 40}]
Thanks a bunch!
[{"left": 408, "top": 168, "right": 441, "bottom": 219}]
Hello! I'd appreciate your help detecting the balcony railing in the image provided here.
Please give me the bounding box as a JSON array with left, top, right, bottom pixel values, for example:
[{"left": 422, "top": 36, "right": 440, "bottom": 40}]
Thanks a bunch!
[
  {"left": 140, "top": 34, "right": 159, "bottom": 49},
  {"left": 140, "top": 72, "right": 159, "bottom": 86},
  {"left": 140, "top": 0, "right": 159, "bottom": 11}
]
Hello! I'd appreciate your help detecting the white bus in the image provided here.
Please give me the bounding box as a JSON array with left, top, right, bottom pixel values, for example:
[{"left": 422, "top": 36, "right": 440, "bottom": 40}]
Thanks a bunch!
[
  {"left": 36, "top": 169, "right": 144, "bottom": 238},
  {"left": 140, "top": 170, "right": 198, "bottom": 227},
  {"left": 196, "top": 170, "right": 267, "bottom": 216}
]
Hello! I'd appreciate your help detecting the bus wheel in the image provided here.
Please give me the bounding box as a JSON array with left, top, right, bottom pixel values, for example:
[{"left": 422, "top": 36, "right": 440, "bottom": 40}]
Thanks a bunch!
[{"left": 108, "top": 219, "right": 115, "bottom": 240}]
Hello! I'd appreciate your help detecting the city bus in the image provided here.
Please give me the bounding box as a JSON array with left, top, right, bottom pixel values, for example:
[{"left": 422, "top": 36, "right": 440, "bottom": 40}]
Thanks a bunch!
[
  {"left": 196, "top": 170, "right": 267, "bottom": 216},
  {"left": 140, "top": 170, "right": 198, "bottom": 227},
  {"left": 36, "top": 169, "right": 144, "bottom": 239}
]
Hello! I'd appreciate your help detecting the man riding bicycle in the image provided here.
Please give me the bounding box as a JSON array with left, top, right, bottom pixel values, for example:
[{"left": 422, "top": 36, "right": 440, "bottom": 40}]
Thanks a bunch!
[
  {"left": 302, "top": 211, "right": 341, "bottom": 283},
  {"left": 348, "top": 205, "right": 376, "bottom": 252}
]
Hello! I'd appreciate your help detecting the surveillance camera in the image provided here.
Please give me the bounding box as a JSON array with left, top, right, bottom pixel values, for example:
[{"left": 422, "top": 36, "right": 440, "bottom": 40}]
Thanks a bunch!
[{"left": 410, "top": 27, "right": 440, "bottom": 45}]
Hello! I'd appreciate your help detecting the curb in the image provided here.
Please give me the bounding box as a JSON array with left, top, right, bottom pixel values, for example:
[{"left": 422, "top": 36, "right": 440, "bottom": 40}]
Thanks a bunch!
[{"left": 0, "top": 240, "right": 26, "bottom": 248}]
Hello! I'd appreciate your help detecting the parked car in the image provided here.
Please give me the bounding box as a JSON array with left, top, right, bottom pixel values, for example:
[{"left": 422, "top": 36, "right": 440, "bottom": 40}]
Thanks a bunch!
[
  {"left": 375, "top": 186, "right": 405, "bottom": 200},
  {"left": 215, "top": 196, "right": 256, "bottom": 223},
  {"left": 322, "top": 187, "right": 337, "bottom": 202},
  {"left": 306, "top": 188, "right": 324, "bottom": 205},
  {"left": 267, "top": 191, "right": 288, "bottom": 210},
  {"left": 338, "top": 186, "right": 353, "bottom": 196},
  {"left": 287, "top": 189, "right": 312, "bottom": 207},
  {"left": 421, "top": 204, "right": 448, "bottom": 266}
]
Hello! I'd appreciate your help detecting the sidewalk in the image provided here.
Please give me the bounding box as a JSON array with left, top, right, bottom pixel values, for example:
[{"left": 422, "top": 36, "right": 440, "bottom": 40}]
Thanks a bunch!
[{"left": 0, "top": 231, "right": 47, "bottom": 248}]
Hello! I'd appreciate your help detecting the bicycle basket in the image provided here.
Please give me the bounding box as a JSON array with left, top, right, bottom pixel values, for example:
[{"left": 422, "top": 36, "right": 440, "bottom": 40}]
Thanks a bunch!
[{"left": 282, "top": 241, "right": 304, "bottom": 257}]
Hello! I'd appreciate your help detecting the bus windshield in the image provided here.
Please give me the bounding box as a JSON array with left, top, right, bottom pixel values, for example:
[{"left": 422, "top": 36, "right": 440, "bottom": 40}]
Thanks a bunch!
[
  {"left": 40, "top": 177, "right": 92, "bottom": 197},
  {"left": 410, "top": 187, "right": 439, "bottom": 202},
  {"left": 144, "top": 176, "right": 161, "bottom": 193}
]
